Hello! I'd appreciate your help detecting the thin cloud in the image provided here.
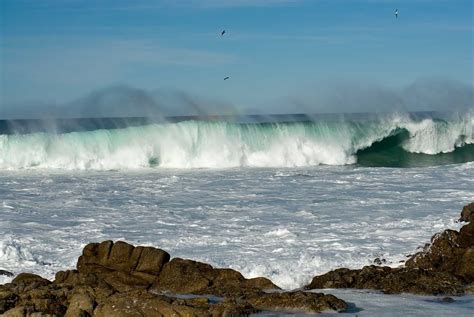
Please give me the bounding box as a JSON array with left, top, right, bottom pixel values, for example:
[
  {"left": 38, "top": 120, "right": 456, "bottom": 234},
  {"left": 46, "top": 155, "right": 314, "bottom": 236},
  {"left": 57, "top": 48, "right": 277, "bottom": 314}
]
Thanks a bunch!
[
  {"left": 6, "top": 0, "right": 305, "bottom": 11},
  {"left": 2, "top": 37, "right": 238, "bottom": 104}
]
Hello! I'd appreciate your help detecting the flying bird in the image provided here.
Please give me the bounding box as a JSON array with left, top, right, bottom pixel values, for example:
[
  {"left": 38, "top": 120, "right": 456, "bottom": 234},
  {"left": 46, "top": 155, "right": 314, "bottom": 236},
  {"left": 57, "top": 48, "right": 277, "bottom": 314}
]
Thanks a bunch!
[
  {"left": 224, "top": 76, "right": 230, "bottom": 80},
  {"left": 221, "top": 30, "right": 226, "bottom": 36},
  {"left": 395, "top": 9, "right": 398, "bottom": 19}
]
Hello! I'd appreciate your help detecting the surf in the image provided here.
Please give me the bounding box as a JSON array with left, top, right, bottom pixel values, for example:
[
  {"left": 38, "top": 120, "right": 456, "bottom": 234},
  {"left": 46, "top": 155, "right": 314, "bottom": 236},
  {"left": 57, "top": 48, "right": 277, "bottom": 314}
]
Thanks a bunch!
[{"left": 0, "top": 112, "right": 472, "bottom": 170}]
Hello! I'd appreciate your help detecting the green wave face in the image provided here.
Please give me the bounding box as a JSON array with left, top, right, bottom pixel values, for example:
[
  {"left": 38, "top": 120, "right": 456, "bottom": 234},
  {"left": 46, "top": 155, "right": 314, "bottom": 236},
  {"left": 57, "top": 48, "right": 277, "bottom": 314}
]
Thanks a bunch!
[
  {"left": 356, "top": 129, "right": 474, "bottom": 167},
  {"left": 0, "top": 112, "right": 472, "bottom": 169}
]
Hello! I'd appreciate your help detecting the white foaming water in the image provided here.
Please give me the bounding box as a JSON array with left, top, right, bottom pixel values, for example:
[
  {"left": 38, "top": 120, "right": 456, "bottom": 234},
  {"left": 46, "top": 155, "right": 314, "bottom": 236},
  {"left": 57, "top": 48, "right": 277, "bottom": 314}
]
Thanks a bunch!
[
  {"left": 1, "top": 164, "right": 473, "bottom": 314},
  {"left": 0, "top": 113, "right": 472, "bottom": 170},
  {"left": 0, "top": 164, "right": 472, "bottom": 285},
  {"left": 402, "top": 115, "right": 473, "bottom": 154}
]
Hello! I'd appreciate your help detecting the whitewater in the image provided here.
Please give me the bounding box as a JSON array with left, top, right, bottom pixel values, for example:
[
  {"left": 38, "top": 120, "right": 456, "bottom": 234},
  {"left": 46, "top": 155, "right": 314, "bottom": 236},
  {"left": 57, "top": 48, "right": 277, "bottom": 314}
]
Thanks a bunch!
[
  {"left": 0, "top": 112, "right": 472, "bottom": 170},
  {"left": 1, "top": 111, "right": 474, "bottom": 315}
]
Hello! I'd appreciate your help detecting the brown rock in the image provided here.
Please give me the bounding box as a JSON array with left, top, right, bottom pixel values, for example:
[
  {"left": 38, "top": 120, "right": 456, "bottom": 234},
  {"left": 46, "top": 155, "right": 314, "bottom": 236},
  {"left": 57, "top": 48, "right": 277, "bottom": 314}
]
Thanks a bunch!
[
  {"left": 102, "top": 271, "right": 150, "bottom": 293},
  {"left": 152, "top": 258, "right": 212, "bottom": 294},
  {"left": 96, "top": 241, "right": 113, "bottom": 266},
  {"left": 134, "top": 246, "right": 170, "bottom": 275},
  {"left": 92, "top": 290, "right": 208, "bottom": 317},
  {"left": 76, "top": 258, "right": 112, "bottom": 275},
  {"left": 210, "top": 298, "right": 259, "bottom": 316},
  {"left": 129, "top": 271, "right": 158, "bottom": 284},
  {"left": 460, "top": 202, "right": 474, "bottom": 222},
  {"left": 248, "top": 290, "right": 347, "bottom": 313},
  {"left": 9, "top": 273, "right": 52, "bottom": 295},
  {"left": 405, "top": 229, "right": 460, "bottom": 272},
  {"left": 11, "top": 273, "right": 50, "bottom": 286},
  {"left": 245, "top": 277, "right": 277, "bottom": 290},
  {"left": 82, "top": 243, "right": 98, "bottom": 258},
  {"left": 77, "top": 242, "right": 112, "bottom": 275},
  {"left": 64, "top": 293, "right": 95, "bottom": 317},
  {"left": 90, "top": 285, "right": 115, "bottom": 304},
  {"left": 77, "top": 241, "right": 170, "bottom": 277},
  {"left": 151, "top": 258, "right": 279, "bottom": 296},
  {"left": 1, "top": 305, "right": 36, "bottom": 317},
  {"left": 2, "top": 241, "right": 347, "bottom": 317},
  {"left": 10, "top": 283, "right": 69, "bottom": 316},
  {"left": 55, "top": 270, "right": 99, "bottom": 287},
  {"left": 455, "top": 247, "right": 474, "bottom": 281},
  {"left": 0, "top": 287, "right": 19, "bottom": 314},
  {"left": 93, "top": 291, "right": 260, "bottom": 317},
  {"left": 306, "top": 266, "right": 464, "bottom": 295},
  {"left": 107, "top": 241, "right": 135, "bottom": 271},
  {"left": 459, "top": 221, "right": 474, "bottom": 248},
  {"left": 404, "top": 220, "right": 474, "bottom": 285},
  {"left": 54, "top": 270, "right": 115, "bottom": 304}
]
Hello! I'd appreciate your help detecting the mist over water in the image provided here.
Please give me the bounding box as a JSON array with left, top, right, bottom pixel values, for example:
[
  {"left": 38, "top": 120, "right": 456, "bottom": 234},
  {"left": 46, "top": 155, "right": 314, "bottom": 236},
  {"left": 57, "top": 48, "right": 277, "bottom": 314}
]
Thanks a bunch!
[
  {"left": 1, "top": 78, "right": 472, "bottom": 119},
  {"left": 0, "top": 78, "right": 472, "bottom": 170},
  {"left": 1, "top": 86, "right": 237, "bottom": 120},
  {"left": 270, "top": 78, "right": 474, "bottom": 115}
]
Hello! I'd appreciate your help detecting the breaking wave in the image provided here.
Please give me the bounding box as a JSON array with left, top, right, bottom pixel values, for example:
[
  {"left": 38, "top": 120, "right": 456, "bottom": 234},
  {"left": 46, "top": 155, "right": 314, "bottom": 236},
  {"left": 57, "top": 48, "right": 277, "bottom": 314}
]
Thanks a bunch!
[{"left": 0, "top": 112, "right": 472, "bottom": 169}]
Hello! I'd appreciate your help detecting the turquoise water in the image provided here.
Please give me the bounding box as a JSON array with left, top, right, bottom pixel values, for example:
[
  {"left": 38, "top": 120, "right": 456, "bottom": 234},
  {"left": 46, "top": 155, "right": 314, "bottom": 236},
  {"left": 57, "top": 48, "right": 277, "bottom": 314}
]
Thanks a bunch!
[{"left": 1, "top": 112, "right": 472, "bottom": 169}]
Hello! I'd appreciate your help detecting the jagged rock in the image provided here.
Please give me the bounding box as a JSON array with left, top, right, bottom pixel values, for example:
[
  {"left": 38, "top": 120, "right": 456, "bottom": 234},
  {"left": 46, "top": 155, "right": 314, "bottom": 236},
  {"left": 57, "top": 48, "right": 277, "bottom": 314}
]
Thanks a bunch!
[
  {"left": 93, "top": 290, "right": 200, "bottom": 317},
  {"left": 248, "top": 290, "right": 347, "bottom": 313},
  {"left": 406, "top": 220, "right": 474, "bottom": 282},
  {"left": 64, "top": 293, "right": 95, "bottom": 317},
  {"left": 306, "top": 202, "right": 474, "bottom": 296},
  {"left": 1, "top": 241, "right": 347, "bottom": 316},
  {"left": 0, "top": 286, "right": 19, "bottom": 314},
  {"left": 460, "top": 202, "right": 474, "bottom": 222},
  {"left": 152, "top": 258, "right": 212, "bottom": 294},
  {"left": 9, "top": 273, "right": 52, "bottom": 295},
  {"left": 209, "top": 299, "right": 259, "bottom": 316},
  {"left": 92, "top": 289, "right": 259, "bottom": 317},
  {"left": 55, "top": 270, "right": 100, "bottom": 287},
  {"left": 0, "top": 270, "right": 14, "bottom": 277},
  {"left": 455, "top": 247, "right": 474, "bottom": 281},
  {"left": 459, "top": 221, "right": 474, "bottom": 248},
  {"left": 151, "top": 257, "right": 279, "bottom": 297},
  {"left": 77, "top": 241, "right": 170, "bottom": 277},
  {"left": 1, "top": 306, "right": 34, "bottom": 317},
  {"left": 405, "top": 229, "right": 461, "bottom": 272},
  {"left": 73, "top": 241, "right": 172, "bottom": 293},
  {"left": 0, "top": 282, "right": 69, "bottom": 316},
  {"left": 11, "top": 273, "right": 51, "bottom": 286},
  {"left": 306, "top": 266, "right": 464, "bottom": 295}
]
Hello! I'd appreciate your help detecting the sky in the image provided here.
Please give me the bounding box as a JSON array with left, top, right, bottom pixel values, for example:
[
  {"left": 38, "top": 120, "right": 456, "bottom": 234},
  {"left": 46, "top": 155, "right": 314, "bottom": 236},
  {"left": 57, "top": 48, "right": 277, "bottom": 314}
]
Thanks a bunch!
[{"left": 0, "top": 0, "right": 473, "bottom": 118}]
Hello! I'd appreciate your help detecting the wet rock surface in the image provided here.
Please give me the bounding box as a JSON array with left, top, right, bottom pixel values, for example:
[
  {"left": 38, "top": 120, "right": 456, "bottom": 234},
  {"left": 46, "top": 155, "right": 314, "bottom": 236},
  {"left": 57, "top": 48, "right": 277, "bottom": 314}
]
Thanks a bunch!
[
  {"left": 306, "top": 202, "right": 474, "bottom": 295},
  {"left": 0, "top": 240, "right": 347, "bottom": 316},
  {"left": 0, "top": 270, "right": 14, "bottom": 277},
  {"left": 460, "top": 202, "right": 474, "bottom": 223},
  {"left": 3, "top": 203, "right": 473, "bottom": 315}
]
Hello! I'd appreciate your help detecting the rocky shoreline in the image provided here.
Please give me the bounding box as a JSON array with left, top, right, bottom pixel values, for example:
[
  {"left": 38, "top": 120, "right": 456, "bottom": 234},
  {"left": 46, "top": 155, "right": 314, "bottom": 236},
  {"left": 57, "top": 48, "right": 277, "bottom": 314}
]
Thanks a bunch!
[
  {"left": 306, "top": 202, "right": 474, "bottom": 296},
  {"left": 0, "top": 202, "right": 473, "bottom": 316}
]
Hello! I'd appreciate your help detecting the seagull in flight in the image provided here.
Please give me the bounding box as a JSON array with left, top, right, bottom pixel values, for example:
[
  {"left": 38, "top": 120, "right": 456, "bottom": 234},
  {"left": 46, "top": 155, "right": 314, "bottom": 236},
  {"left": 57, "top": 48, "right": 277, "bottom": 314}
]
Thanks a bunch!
[
  {"left": 395, "top": 9, "right": 398, "bottom": 19},
  {"left": 221, "top": 30, "right": 226, "bottom": 36},
  {"left": 224, "top": 76, "right": 230, "bottom": 81}
]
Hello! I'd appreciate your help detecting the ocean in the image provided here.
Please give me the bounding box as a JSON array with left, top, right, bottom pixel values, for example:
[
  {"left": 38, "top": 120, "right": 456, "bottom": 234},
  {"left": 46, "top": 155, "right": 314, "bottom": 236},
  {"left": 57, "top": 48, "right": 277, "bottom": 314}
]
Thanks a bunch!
[{"left": 1, "top": 111, "right": 473, "bottom": 315}]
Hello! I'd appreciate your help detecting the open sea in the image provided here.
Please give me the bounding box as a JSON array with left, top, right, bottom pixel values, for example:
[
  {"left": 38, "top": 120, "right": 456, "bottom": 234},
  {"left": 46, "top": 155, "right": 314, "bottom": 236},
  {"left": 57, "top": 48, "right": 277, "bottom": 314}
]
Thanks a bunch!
[{"left": 1, "top": 111, "right": 473, "bottom": 315}]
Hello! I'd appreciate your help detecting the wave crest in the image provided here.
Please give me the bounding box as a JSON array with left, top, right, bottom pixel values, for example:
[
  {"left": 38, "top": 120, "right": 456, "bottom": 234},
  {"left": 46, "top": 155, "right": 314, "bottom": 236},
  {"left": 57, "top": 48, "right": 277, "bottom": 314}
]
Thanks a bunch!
[{"left": 0, "top": 113, "right": 472, "bottom": 169}]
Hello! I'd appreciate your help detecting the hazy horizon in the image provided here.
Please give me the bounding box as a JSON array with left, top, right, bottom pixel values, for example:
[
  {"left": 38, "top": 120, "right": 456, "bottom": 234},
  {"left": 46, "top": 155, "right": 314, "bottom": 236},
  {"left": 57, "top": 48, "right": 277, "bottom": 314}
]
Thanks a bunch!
[{"left": 1, "top": 0, "right": 473, "bottom": 118}]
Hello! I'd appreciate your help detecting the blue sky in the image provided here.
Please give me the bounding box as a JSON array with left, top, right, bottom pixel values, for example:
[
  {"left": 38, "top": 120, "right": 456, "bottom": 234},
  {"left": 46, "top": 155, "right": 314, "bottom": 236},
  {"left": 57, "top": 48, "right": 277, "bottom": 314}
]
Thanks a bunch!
[{"left": 0, "top": 0, "right": 473, "bottom": 116}]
